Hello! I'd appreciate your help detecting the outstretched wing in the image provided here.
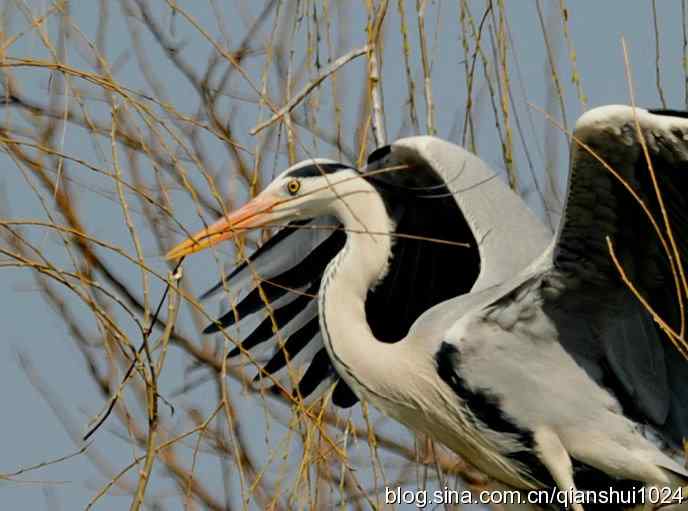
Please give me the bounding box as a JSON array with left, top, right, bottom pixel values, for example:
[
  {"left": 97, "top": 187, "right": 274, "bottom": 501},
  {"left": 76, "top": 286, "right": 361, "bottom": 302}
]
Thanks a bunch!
[{"left": 544, "top": 106, "right": 688, "bottom": 447}]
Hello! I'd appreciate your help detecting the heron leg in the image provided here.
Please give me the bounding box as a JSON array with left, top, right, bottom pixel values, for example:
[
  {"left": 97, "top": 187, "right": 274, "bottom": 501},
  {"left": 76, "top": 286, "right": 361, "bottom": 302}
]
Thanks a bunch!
[{"left": 533, "top": 426, "right": 584, "bottom": 511}]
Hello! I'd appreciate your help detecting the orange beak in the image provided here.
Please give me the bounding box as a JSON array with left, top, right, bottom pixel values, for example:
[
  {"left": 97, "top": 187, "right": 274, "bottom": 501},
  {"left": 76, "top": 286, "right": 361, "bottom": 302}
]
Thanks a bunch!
[{"left": 166, "top": 194, "right": 281, "bottom": 260}]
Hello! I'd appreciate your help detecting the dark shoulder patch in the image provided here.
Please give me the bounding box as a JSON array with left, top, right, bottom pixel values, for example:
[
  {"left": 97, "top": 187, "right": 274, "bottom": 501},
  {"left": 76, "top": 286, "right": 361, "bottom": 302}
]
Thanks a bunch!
[
  {"left": 287, "top": 163, "right": 352, "bottom": 178},
  {"left": 435, "top": 342, "right": 644, "bottom": 501},
  {"left": 435, "top": 342, "right": 528, "bottom": 438},
  {"left": 367, "top": 145, "right": 391, "bottom": 165},
  {"left": 648, "top": 109, "right": 688, "bottom": 119},
  {"left": 434, "top": 342, "right": 554, "bottom": 488},
  {"left": 332, "top": 379, "right": 359, "bottom": 408}
]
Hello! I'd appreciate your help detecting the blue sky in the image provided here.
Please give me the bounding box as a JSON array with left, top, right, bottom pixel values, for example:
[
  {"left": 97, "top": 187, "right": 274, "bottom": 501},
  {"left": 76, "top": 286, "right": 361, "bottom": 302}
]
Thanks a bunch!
[{"left": 1, "top": 1, "right": 687, "bottom": 509}]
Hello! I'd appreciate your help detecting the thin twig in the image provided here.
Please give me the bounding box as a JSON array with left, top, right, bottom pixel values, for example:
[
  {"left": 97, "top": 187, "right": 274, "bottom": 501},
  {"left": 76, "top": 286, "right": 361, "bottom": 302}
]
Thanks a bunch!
[
  {"left": 129, "top": 268, "right": 182, "bottom": 511},
  {"left": 251, "top": 45, "right": 369, "bottom": 135},
  {"left": 416, "top": 0, "right": 435, "bottom": 135},
  {"left": 83, "top": 259, "right": 185, "bottom": 442},
  {"left": 651, "top": 0, "right": 668, "bottom": 109},
  {"left": 367, "top": 0, "right": 388, "bottom": 146},
  {"left": 1, "top": 444, "right": 90, "bottom": 480}
]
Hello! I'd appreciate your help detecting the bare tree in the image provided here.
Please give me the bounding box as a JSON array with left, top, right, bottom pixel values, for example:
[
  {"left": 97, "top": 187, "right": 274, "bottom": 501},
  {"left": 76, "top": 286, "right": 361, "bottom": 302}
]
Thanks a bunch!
[{"left": 8, "top": 1, "right": 675, "bottom": 510}]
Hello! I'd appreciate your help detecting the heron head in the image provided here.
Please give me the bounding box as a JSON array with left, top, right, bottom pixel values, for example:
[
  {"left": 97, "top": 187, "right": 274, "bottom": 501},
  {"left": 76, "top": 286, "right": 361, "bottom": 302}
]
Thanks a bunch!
[{"left": 166, "top": 160, "right": 363, "bottom": 260}]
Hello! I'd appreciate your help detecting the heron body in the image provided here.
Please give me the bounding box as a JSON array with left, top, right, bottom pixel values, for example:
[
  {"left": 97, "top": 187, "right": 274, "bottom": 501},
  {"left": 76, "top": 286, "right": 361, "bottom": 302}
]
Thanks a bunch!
[{"left": 168, "top": 106, "right": 688, "bottom": 507}]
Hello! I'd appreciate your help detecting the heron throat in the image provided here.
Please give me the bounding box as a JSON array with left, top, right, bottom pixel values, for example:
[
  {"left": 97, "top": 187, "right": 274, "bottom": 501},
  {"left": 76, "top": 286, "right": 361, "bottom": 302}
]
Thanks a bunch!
[{"left": 317, "top": 185, "right": 397, "bottom": 400}]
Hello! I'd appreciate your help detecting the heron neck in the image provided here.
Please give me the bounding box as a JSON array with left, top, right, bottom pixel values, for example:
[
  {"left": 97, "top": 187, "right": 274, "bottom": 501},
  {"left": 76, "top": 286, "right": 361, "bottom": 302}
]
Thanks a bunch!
[{"left": 319, "top": 189, "right": 394, "bottom": 396}]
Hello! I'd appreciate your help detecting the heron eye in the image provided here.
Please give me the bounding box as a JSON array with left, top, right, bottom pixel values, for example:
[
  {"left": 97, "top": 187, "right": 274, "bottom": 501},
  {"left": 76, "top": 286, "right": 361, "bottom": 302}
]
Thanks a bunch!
[{"left": 287, "top": 179, "right": 301, "bottom": 195}]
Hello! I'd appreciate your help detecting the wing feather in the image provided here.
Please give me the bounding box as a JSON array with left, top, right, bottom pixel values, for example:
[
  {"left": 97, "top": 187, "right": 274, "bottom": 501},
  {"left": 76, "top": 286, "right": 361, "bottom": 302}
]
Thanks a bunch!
[{"left": 545, "top": 106, "right": 688, "bottom": 446}]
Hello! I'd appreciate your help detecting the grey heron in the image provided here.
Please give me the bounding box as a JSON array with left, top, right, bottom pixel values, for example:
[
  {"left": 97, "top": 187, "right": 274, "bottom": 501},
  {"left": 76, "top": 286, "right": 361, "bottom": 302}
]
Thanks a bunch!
[{"left": 168, "top": 105, "right": 688, "bottom": 507}]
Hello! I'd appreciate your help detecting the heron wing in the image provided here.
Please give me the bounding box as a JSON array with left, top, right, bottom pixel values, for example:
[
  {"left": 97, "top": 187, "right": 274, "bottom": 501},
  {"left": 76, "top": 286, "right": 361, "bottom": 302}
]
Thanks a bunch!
[
  {"left": 543, "top": 105, "right": 688, "bottom": 446},
  {"left": 202, "top": 217, "right": 354, "bottom": 405},
  {"left": 363, "top": 138, "right": 550, "bottom": 343},
  {"left": 383, "top": 137, "right": 552, "bottom": 291},
  {"left": 362, "top": 145, "right": 481, "bottom": 342}
]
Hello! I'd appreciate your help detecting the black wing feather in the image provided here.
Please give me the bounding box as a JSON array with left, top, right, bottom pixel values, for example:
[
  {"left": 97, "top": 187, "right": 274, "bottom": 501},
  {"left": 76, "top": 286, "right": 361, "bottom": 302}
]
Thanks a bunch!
[
  {"left": 205, "top": 283, "right": 290, "bottom": 333},
  {"left": 294, "top": 348, "right": 335, "bottom": 399},
  {"left": 205, "top": 229, "right": 346, "bottom": 332},
  {"left": 225, "top": 282, "right": 319, "bottom": 356},
  {"left": 254, "top": 317, "right": 320, "bottom": 377},
  {"left": 547, "top": 107, "right": 688, "bottom": 447},
  {"left": 331, "top": 379, "right": 359, "bottom": 408}
]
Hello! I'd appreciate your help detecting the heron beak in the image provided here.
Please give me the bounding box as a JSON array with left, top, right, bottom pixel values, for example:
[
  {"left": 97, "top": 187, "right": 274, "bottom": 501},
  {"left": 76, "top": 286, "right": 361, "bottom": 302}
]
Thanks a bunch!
[{"left": 166, "top": 194, "right": 281, "bottom": 260}]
